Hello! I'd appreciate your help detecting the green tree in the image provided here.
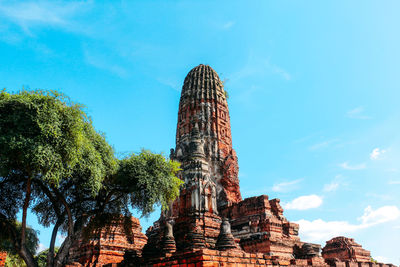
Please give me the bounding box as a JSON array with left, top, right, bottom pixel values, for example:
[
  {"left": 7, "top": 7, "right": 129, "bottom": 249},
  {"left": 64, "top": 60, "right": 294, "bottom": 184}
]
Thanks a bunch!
[
  {"left": 0, "top": 90, "right": 182, "bottom": 267},
  {"left": 0, "top": 222, "right": 39, "bottom": 267},
  {"left": 35, "top": 247, "right": 59, "bottom": 267}
]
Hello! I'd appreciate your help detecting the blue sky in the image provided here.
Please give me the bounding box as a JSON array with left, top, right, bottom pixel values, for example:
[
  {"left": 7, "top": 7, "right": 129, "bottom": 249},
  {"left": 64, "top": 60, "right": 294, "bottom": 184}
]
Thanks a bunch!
[{"left": 1, "top": 0, "right": 400, "bottom": 264}]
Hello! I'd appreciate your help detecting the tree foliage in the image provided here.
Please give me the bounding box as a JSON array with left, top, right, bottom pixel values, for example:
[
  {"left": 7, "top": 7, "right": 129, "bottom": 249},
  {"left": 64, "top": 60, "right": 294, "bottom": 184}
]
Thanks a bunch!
[
  {"left": 35, "top": 248, "right": 59, "bottom": 267},
  {"left": 0, "top": 222, "right": 39, "bottom": 267},
  {"left": 0, "top": 90, "right": 183, "bottom": 267},
  {"left": 0, "top": 222, "right": 39, "bottom": 255}
]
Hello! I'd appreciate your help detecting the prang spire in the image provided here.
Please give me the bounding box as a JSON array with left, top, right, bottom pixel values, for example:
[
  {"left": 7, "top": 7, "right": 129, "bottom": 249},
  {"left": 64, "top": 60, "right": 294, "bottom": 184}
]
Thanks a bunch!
[{"left": 172, "top": 64, "right": 242, "bottom": 211}]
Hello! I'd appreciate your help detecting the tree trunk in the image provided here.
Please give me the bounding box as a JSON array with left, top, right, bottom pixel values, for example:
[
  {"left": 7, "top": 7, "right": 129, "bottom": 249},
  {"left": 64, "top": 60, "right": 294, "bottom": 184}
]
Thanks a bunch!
[
  {"left": 19, "top": 245, "right": 37, "bottom": 267},
  {"left": 47, "top": 217, "right": 62, "bottom": 267},
  {"left": 18, "top": 177, "right": 37, "bottom": 267},
  {"left": 53, "top": 229, "right": 82, "bottom": 267}
]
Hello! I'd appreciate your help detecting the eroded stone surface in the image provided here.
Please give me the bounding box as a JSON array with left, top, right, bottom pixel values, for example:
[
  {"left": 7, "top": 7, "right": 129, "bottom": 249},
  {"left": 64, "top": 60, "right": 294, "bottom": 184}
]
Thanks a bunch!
[
  {"left": 68, "top": 217, "right": 147, "bottom": 266},
  {"left": 0, "top": 251, "right": 7, "bottom": 267},
  {"left": 220, "top": 195, "right": 304, "bottom": 258},
  {"left": 322, "top": 236, "right": 371, "bottom": 263}
]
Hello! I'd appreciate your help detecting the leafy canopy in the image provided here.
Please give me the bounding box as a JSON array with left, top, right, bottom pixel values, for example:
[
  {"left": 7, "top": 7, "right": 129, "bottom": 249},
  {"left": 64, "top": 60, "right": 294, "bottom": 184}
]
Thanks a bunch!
[{"left": 0, "top": 89, "right": 114, "bottom": 193}]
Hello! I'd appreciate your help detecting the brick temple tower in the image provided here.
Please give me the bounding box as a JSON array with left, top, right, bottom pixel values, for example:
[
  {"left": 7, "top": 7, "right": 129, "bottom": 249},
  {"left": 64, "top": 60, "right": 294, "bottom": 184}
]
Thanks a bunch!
[
  {"left": 144, "top": 65, "right": 242, "bottom": 254},
  {"left": 173, "top": 64, "right": 242, "bottom": 211},
  {"left": 170, "top": 64, "right": 242, "bottom": 250},
  {"left": 143, "top": 65, "right": 303, "bottom": 258}
]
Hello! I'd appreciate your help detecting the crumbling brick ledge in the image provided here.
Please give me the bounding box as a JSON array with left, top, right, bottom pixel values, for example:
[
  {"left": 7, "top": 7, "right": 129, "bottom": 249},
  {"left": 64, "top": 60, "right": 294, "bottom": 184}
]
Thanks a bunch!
[{"left": 106, "top": 248, "right": 397, "bottom": 267}]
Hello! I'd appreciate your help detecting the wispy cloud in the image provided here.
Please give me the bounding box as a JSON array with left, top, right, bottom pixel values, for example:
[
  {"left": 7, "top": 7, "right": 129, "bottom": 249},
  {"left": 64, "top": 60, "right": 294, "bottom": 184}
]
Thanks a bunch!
[
  {"left": 296, "top": 205, "right": 400, "bottom": 243},
  {"left": 0, "top": 1, "right": 91, "bottom": 36},
  {"left": 156, "top": 77, "right": 181, "bottom": 92},
  {"left": 370, "top": 148, "right": 386, "bottom": 160},
  {"left": 339, "top": 161, "right": 366, "bottom": 170},
  {"left": 323, "top": 181, "right": 339, "bottom": 192},
  {"left": 388, "top": 180, "right": 400, "bottom": 185},
  {"left": 221, "top": 21, "right": 235, "bottom": 30},
  {"left": 346, "top": 106, "right": 371, "bottom": 120},
  {"left": 270, "top": 63, "right": 291, "bottom": 80},
  {"left": 309, "top": 139, "right": 339, "bottom": 151},
  {"left": 83, "top": 47, "right": 128, "bottom": 78},
  {"left": 230, "top": 54, "right": 292, "bottom": 83},
  {"left": 284, "top": 194, "right": 323, "bottom": 210},
  {"left": 272, "top": 179, "right": 302, "bottom": 193},
  {"left": 323, "top": 175, "right": 347, "bottom": 192}
]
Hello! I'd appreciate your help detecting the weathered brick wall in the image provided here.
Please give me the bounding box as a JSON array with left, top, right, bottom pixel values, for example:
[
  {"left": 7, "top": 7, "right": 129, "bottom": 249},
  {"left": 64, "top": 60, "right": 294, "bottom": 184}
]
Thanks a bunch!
[
  {"left": 0, "top": 251, "right": 7, "bottom": 267},
  {"left": 68, "top": 217, "right": 147, "bottom": 267},
  {"left": 119, "top": 248, "right": 328, "bottom": 267},
  {"left": 322, "top": 237, "right": 371, "bottom": 263}
]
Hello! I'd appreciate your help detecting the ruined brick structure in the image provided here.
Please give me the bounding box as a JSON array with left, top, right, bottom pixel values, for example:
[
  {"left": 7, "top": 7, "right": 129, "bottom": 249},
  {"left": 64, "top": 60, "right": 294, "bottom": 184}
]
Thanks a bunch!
[
  {"left": 68, "top": 64, "right": 395, "bottom": 267},
  {"left": 67, "top": 217, "right": 147, "bottom": 266},
  {"left": 139, "top": 64, "right": 326, "bottom": 265},
  {"left": 0, "top": 251, "right": 6, "bottom": 267},
  {"left": 322, "top": 237, "right": 371, "bottom": 263}
]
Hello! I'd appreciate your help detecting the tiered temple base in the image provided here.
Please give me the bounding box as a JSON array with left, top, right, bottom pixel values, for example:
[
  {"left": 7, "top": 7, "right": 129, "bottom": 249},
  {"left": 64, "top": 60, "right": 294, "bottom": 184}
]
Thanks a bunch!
[{"left": 67, "top": 217, "right": 147, "bottom": 266}]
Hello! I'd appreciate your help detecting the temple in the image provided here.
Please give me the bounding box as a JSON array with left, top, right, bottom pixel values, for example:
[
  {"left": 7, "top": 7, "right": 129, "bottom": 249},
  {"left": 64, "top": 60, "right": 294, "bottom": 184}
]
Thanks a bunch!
[
  {"left": 61, "top": 64, "right": 396, "bottom": 267},
  {"left": 134, "top": 64, "right": 324, "bottom": 265}
]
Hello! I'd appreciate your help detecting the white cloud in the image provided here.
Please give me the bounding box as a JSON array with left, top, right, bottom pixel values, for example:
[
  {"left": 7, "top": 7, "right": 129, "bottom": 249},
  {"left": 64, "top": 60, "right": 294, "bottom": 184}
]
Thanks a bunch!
[
  {"left": 36, "top": 243, "right": 47, "bottom": 254},
  {"left": 296, "top": 219, "right": 360, "bottom": 242},
  {"left": 374, "top": 256, "right": 390, "bottom": 263},
  {"left": 370, "top": 148, "right": 386, "bottom": 160},
  {"left": 272, "top": 179, "right": 302, "bottom": 193},
  {"left": 296, "top": 205, "right": 400, "bottom": 243},
  {"left": 346, "top": 106, "right": 371, "bottom": 120},
  {"left": 0, "top": 1, "right": 92, "bottom": 37},
  {"left": 359, "top": 205, "right": 400, "bottom": 226},
  {"left": 339, "top": 161, "right": 366, "bottom": 170},
  {"left": 323, "top": 181, "right": 339, "bottom": 192},
  {"left": 388, "top": 180, "right": 400, "bottom": 185},
  {"left": 323, "top": 175, "right": 346, "bottom": 192},
  {"left": 284, "top": 195, "right": 323, "bottom": 210}
]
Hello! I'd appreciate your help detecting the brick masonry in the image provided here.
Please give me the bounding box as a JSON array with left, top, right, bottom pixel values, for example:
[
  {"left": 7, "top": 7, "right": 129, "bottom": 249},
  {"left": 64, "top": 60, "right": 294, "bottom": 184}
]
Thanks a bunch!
[
  {"left": 68, "top": 65, "right": 396, "bottom": 267},
  {"left": 0, "top": 251, "right": 7, "bottom": 267}
]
